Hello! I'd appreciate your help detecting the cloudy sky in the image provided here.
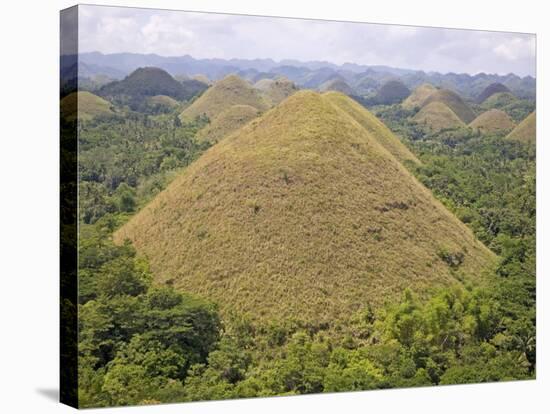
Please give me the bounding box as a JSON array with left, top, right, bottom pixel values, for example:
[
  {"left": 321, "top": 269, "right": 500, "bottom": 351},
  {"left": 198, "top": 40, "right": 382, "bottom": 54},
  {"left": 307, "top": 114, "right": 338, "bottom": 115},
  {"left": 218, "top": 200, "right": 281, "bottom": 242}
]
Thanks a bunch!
[{"left": 75, "top": 5, "right": 536, "bottom": 77}]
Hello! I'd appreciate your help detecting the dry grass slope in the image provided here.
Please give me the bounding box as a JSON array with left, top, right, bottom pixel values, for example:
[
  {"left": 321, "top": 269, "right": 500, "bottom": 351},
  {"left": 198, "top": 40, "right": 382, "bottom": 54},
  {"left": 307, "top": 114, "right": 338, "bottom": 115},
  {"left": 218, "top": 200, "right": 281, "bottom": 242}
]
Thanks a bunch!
[
  {"left": 402, "top": 83, "right": 437, "bottom": 110},
  {"left": 148, "top": 95, "right": 180, "bottom": 109},
  {"left": 180, "top": 75, "right": 269, "bottom": 122},
  {"left": 506, "top": 111, "right": 536, "bottom": 144},
  {"left": 60, "top": 91, "right": 114, "bottom": 122},
  {"left": 115, "top": 91, "right": 495, "bottom": 326},
  {"left": 469, "top": 109, "right": 515, "bottom": 134},
  {"left": 422, "top": 89, "right": 476, "bottom": 123},
  {"left": 323, "top": 92, "right": 420, "bottom": 165},
  {"left": 481, "top": 92, "right": 518, "bottom": 109},
  {"left": 195, "top": 104, "right": 260, "bottom": 143},
  {"left": 412, "top": 102, "right": 466, "bottom": 132}
]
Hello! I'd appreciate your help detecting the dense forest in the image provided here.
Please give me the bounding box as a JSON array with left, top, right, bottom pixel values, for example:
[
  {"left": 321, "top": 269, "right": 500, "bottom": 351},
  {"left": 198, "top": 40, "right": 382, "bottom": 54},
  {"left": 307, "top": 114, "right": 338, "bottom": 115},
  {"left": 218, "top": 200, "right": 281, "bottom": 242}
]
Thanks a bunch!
[{"left": 66, "top": 88, "right": 536, "bottom": 406}]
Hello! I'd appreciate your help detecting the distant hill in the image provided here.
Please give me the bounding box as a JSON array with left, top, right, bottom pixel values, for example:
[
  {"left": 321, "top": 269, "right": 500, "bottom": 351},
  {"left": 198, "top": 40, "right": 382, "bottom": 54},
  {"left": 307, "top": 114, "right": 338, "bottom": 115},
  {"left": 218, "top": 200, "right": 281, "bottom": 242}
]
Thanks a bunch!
[
  {"left": 319, "top": 78, "right": 355, "bottom": 96},
  {"left": 60, "top": 91, "right": 115, "bottom": 122},
  {"left": 477, "top": 83, "right": 511, "bottom": 103},
  {"left": 254, "top": 77, "right": 299, "bottom": 105},
  {"left": 412, "top": 102, "right": 466, "bottom": 132},
  {"left": 147, "top": 95, "right": 181, "bottom": 111},
  {"left": 99, "top": 67, "right": 199, "bottom": 109},
  {"left": 192, "top": 74, "right": 211, "bottom": 85},
  {"left": 114, "top": 90, "right": 494, "bottom": 325},
  {"left": 180, "top": 75, "right": 270, "bottom": 122},
  {"left": 373, "top": 80, "right": 411, "bottom": 105},
  {"left": 469, "top": 109, "right": 515, "bottom": 134},
  {"left": 506, "top": 111, "right": 536, "bottom": 144},
  {"left": 481, "top": 92, "right": 535, "bottom": 123},
  {"left": 195, "top": 104, "right": 260, "bottom": 143},
  {"left": 421, "top": 89, "right": 476, "bottom": 123},
  {"left": 323, "top": 92, "right": 420, "bottom": 165},
  {"left": 402, "top": 83, "right": 437, "bottom": 110}
]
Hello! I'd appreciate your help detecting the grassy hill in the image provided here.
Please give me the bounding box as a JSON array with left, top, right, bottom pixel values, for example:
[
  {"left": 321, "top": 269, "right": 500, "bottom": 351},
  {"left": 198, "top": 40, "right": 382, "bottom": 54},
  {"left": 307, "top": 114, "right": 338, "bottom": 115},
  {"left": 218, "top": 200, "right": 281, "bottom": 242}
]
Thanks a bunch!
[
  {"left": 477, "top": 82, "right": 511, "bottom": 103},
  {"left": 195, "top": 104, "right": 260, "bottom": 143},
  {"left": 100, "top": 67, "right": 193, "bottom": 103},
  {"left": 255, "top": 77, "right": 299, "bottom": 106},
  {"left": 507, "top": 111, "right": 536, "bottom": 144},
  {"left": 481, "top": 92, "right": 535, "bottom": 123},
  {"left": 422, "top": 89, "right": 476, "bottom": 123},
  {"left": 147, "top": 95, "right": 180, "bottom": 109},
  {"left": 402, "top": 83, "right": 437, "bottom": 110},
  {"left": 323, "top": 91, "right": 420, "bottom": 165},
  {"left": 412, "top": 101, "right": 466, "bottom": 132},
  {"left": 469, "top": 109, "right": 515, "bottom": 134},
  {"left": 319, "top": 78, "right": 355, "bottom": 96},
  {"left": 180, "top": 75, "right": 270, "bottom": 122},
  {"left": 373, "top": 80, "right": 411, "bottom": 105},
  {"left": 60, "top": 91, "right": 114, "bottom": 122},
  {"left": 115, "top": 90, "right": 494, "bottom": 326}
]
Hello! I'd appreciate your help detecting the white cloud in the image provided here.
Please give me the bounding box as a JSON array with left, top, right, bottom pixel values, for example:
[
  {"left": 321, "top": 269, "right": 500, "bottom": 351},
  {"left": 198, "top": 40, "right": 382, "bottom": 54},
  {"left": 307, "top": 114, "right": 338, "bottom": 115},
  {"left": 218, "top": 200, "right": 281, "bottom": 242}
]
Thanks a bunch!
[{"left": 77, "top": 5, "right": 536, "bottom": 77}]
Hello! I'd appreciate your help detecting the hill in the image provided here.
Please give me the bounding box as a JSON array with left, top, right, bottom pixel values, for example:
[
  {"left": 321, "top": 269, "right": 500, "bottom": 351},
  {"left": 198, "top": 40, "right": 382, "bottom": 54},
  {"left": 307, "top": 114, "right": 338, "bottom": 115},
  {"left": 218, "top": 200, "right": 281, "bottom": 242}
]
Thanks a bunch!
[
  {"left": 412, "top": 101, "right": 466, "bottom": 132},
  {"left": 180, "top": 75, "right": 270, "bottom": 122},
  {"left": 477, "top": 83, "right": 511, "bottom": 103},
  {"left": 481, "top": 92, "right": 518, "bottom": 109},
  {"left": 60, "top": 91, "right": 114, "bottom": 122},
  {"left": 469, "top": 109, "right": 515, "bottom": 134},
  {"left": 421, "top": 89, "right": 476, "bottom": 123},
  {"left": 195, "top": 104, "right": 260, "bottom": 143},
  {"left": 147, "top": 95, "right": 180, "bottom": 109},
  {"left": 373, "top": 80, "right": 411, "bottom": 105},
  {"left": 323, "top": 92, "right": 420, "bottom": 165},
  {"left": 254, "top": 77, "right": 299, "bottom": 105},
  {"left": 402, "top": 83, "right": 437, "bottom": 110},
  {"left": 115, "top": 90, "right": 494, "bottom": 325},
  {"left": 100, "top": 67, "right": 193, "bottom": 102},
  {"left": 319, "top": 78, "right": 355, "bottom": 96},
  {"left": 506, "top": 111, "right": 536, "bottom": 144}
]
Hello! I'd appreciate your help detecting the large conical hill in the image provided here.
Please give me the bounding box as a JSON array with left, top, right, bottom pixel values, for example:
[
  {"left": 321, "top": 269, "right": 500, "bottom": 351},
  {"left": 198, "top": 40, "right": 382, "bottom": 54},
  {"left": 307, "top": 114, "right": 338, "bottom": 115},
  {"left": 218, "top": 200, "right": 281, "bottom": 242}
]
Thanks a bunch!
[
  {"left": 60, "top": 91, "right": 114, "bottom": 122},
  {"left": 402, "top": 83, "right": 437, "bottom": 110},
  {"left": 115, "top": 91, "right": 495, "bottom": 326},
  {"left": 421, "top": 88, "right": 476, "bottom": 123},
  {"left": 506, "top": 111, "right": 536, "bottom": 144},
  {"left": 412, "top": 101, "right": 466, "bottom": 132},
  {"left": 469, "top": 109, "right": 515, "bottom": 134},
  {"left": 180, "top": 74, "right": 270, "bottom": 122}
]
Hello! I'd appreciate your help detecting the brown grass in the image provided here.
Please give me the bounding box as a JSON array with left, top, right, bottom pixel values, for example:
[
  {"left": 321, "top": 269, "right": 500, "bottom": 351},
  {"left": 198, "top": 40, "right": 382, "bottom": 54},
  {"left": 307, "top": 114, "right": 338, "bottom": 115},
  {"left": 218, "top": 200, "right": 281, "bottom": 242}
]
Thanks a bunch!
[
  {"left": 180, "top": 75, "right": 270, "bottom": 122},
  {"left": 255, "top": 77, "right": 299, "bottom": 106},
  {"left": 506, "top": 111, "right": 536, "bottom": 144},
  {"left": 195, "top": 104, "right": 260, "bottom": 143},
  {"left": 421, "top": 89, "right": 476, "bottom": 123},
  {"left": 402, "top": 83, "right": 437, "bottom": 110},
  {"left": 412, "top": 102, "right": 466, "bottom": 132},
  {"left": 148, "top": 95, "right": 180, "bottom": 109},
  {"left": 323, "top": 91, "right": 420, "bottom": 165},
  {"left": 115, "top": 91, "right": 495, "bottom": 326},
  {"left": 60, "top": 91, "right": 114, "bottom": 122},
  {"left": 469, "top": 109, "right": 515, "bottom": 134}
]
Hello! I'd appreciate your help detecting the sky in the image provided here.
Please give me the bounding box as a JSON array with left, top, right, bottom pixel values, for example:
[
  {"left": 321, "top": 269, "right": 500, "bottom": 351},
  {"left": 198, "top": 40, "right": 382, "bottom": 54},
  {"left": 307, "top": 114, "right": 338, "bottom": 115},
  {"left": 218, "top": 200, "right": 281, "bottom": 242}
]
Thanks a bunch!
[{"left": 73, "top": 5, "right": 536, "bottom": 77}]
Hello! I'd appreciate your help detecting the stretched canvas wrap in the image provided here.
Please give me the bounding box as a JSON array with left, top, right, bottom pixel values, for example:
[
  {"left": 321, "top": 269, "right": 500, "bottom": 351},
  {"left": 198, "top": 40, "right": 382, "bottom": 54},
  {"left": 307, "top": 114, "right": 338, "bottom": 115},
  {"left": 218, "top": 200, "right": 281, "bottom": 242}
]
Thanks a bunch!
[{"left": 60, "top": 5, "right": 536, "bottom": 408}]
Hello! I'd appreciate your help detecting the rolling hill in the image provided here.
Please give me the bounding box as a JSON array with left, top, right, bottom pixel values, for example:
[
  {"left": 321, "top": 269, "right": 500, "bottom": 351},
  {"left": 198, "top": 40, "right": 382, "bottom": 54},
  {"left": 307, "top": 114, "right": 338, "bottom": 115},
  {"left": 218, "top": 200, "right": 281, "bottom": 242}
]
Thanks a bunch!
[
  {"left": 402, "top": 83, "right": 437, "bottom": 110},
  {"left": 421, "top": 89, "right": 476, "bottom": 123},
  {"left": 147, "top": 95, "right": 180, "bottom": 110},
  {"left": 115, "top": 90, "right": 494, "bottom": 325},
  {"left": 100, "top": 67, "right": 192, "bottom": 102},
  {"left": 60, "top": 91, "right": 114, "bottom": 122},
  {"left": 469, "top": 109, "right": 515, "bottom": 134},
  {"left": 477, "top": 82, "right": 511, "bottom": 103},
  {"left": 319, "top": 78, "right": 355, "bottom": 96},
  {"left": 180, "top": 75, "right": 270, "bottom": 122},
  {"left": 373, "top": 80, "right": 411, "bottom": 105},
  {"left": 254, "top": 77, "right": 299, "bottom": 105},
  {"left": 506, "top": 111, "right": 536, "bottom": 144},
  {"left": 195, "top": 104, "right": 260, "bottom": 143},
  {"left": 412, "top": 101, "right": 466, "bottom": 132}
]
